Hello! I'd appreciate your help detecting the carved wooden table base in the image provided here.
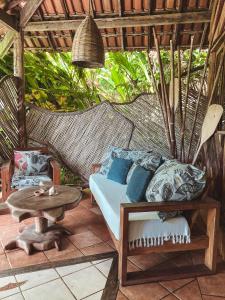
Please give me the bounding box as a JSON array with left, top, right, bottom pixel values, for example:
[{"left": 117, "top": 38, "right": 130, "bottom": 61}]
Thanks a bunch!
[{"left": 5, "top": 217, "right": 72, "bottom": 255}]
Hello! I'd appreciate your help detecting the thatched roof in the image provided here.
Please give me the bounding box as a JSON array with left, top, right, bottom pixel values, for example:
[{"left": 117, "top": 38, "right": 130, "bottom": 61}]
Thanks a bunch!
[{"left": 0, "top": 0, "right": 212, "bottom": 52}]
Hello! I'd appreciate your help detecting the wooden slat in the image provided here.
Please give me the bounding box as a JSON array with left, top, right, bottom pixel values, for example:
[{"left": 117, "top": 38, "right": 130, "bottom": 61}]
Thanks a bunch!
[
  {"left": 0, "top": 31, "right": 16, "bottom": 58},
  {"left": 20, "top": 0, "right": 44, "bottom": 27},
  {"left": 25, "top": 11, "right": 211, "bottom": 32},
  {"left": 125, "top": 264, "right": 213, "bottom": 286},
  {"left": 0, "top": 9, "right": 18, "bottom": 31}
]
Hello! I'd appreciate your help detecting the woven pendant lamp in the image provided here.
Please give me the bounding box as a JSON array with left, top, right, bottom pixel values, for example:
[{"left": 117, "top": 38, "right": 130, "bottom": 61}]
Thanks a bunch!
[{"left": 72, "top": 14, "right": 105, "bottom": 68}]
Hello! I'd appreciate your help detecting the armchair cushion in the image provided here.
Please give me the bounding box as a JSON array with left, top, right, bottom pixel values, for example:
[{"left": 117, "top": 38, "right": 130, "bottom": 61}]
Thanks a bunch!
[
  {"left": 11, "top": 174, "right": 52, "bottom": 189},
  {"left": 14, "top": 150, "right": 51, "bottom": 176}
]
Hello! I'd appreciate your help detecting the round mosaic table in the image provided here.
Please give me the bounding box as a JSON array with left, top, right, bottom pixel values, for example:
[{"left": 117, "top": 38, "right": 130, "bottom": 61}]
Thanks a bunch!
[{"left": 5, "top": 185, "right": 82, "bottom": 255}]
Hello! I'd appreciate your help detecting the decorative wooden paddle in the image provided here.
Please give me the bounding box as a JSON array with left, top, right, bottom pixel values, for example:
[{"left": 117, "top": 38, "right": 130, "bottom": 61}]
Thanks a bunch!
[{"left": 192, "top": 104, "right": 223, "bottom": 165}]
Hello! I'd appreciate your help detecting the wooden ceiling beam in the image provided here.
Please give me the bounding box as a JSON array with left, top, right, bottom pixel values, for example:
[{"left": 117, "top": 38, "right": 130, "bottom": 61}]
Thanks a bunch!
[
  {"left": 0, "top": 9, "right": 18, "bottom": 31},
  {"left": 20, "top": 0, "right": 44, "bottom": 27},
  {"left": 25, "top": 11, "right": 211, "bottom": 32}
]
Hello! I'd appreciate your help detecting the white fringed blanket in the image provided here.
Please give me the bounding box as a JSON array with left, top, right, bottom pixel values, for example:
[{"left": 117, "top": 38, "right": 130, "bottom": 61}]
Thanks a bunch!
[{"left": 128, "top": 216, "right": 190, "bottom": 249}]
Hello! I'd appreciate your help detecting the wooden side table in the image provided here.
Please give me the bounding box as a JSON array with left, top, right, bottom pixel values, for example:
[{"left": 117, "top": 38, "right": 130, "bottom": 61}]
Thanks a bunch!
[{"left": 5, "top": 186, "right": 82, "bottom": 255}]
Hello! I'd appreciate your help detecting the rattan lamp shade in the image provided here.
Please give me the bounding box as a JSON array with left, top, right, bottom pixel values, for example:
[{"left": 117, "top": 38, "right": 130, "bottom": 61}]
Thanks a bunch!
[{"left": 72, "top": 15, "right": 105, "bottom": 68}]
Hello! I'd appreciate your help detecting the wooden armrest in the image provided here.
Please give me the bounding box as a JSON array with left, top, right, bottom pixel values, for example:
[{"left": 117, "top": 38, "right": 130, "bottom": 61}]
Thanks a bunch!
[
  {"left": 50, "top": 159, "right": 61, "bottom": 170},
  {"left": 120, "top": 197, "right": 220, "bottom": 214},
  {"left": 49, "top": 159, "right": 61, "bottom": 185},
  {"left": 1, "top": 160, "right": 13, "bottom": 172},
  {"left": 1, "top": 160, "right": 13, "bottom": 201},
  {"left": 91, "top": 164, "right": 102, "bottom": 174}
]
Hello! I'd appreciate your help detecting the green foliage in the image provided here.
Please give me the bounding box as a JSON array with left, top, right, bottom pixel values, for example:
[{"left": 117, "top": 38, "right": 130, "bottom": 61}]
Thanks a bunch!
[{"left": 0, "top": 49, "right": 207, "bottom": 111}]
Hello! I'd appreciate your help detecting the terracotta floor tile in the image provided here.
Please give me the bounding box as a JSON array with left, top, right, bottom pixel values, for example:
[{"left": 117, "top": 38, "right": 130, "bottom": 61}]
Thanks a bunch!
[
  {"left": 0, "top": 253, "right": 11, "bottom": 271},
  {"left": 172, "top": 252, "right": 193, "bottom": 267},
  {"left": 120, "top": 282, "right": 169, "bottom": 300},
  {"left": 173, "top": 280, "right": 202, "bottom": 300},
  {"left": 44, "top": 238, "right": 83, "bottom": 262},
  {"left": 198, "top": 272, "right": 225, "bottom": 297},
  {"left": 7, "top": 250, "right": 48, "bottom": 268},
  {"left": 66, "top": 205, "right": 90, "bottom": 217},
  {"left": 202, "top": 295, "right": 225, "bottom": 300},
  {"left": 81, "top": 242, "right": 114, "bottom": 256},
  {"left": 59, "top": 216, "right": 89, "bottom": 234},
  {"left": 127, "top": 260, "right": 141, "bottom": 272},
  {"left": 160, "top": 278, "right": 194, "bottom": 292},
  {"left": 163, "top": 295, "right": 179, "bottom": 300},
  {"left": 106, "top": 239, "right": 117, "bottom": 250},
  {"left": 0, "top": 225, "right": 24, "bottom": 248},
  {"left": 116, "top": 291, "right": 128, "bottom": 300},
  {"left": 88, "top": 223, "right": 111, "bottom": 242},
  {"left": 0, "top": 243, "right": 4, "bottom": 255},
  {"left": 129, "top": 253, "right": 172, "bottom": 271},
  {"left": 90, "top": 207, "right": 102, "bottom": 216},
  {"left": 80, "top": 198, "right": 93, "bottom": 209},
  {"left": 68, "top": 230, "right": 103, "bottom": 249},
  {"left": 0, "top": 214, "right": 18, "bottom": 227}
]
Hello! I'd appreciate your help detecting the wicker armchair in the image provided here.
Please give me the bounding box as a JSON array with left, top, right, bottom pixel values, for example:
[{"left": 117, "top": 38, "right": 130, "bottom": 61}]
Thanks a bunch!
[{"left": 1, "top": 147, "right": 61, "bottom": 202}]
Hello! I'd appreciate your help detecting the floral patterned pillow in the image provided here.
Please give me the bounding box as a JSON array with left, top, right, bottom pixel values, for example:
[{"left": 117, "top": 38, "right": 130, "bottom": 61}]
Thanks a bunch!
[
  {"left": 145, "top": 160, "right": 206, "bottom": 221},
  {"left": 14, "top": 151, "right": 51, "bottom": 176},
  {"left": 145, "top": 160, "right": 206, "bottom": 203}
]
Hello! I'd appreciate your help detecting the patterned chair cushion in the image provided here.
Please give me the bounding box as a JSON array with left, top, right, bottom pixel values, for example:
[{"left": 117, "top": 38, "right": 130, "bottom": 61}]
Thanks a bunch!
[
  {"left": 14, "top": 151, "right": 51, "bottom": 176},
  {"left": 11, "top": 174, "right": 52, "bottom": 189},
  {"left": 146, "top": 160, "right": 206, "bottom": 202},
  {"left": 100, "top": 146, "right": 162, "bottom": 176}
]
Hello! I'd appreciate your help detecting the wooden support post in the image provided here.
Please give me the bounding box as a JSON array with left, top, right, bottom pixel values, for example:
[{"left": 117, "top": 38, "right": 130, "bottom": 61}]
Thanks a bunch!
[
  {"left": 119, "top": 206, "right": 128, "bottom": 285},
  {"left": 13, "top": 29, "right": 27, "bottom": 148},
  {"left": 35, "top": 217, "right": 48, "bottom": 234},
  {"left": 205, "top": 207, "right": 220, "bottom": 272}
]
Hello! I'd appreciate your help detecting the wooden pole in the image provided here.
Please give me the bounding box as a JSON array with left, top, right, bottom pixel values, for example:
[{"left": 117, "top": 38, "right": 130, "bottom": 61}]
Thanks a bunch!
[
  {"left": 170, "top": 39, "right": 177, "bottom": 158},
  {"left": 153, "top": 27, "right": 172, "bottom": 154},
  {"left": 13, "top": 29, "right": 27, "bottom": 148},
  {"left": 147, "top": 52, "right": 171, "bottom": 150},
  {"left": 179, "top": 35, "right": 194, "bottom": 162}
]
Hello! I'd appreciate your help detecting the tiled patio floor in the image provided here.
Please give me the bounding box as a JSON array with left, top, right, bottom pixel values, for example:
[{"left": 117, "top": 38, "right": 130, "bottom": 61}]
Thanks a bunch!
[{"left": 0, "top": 194, "right": 225, "bottom": 300}]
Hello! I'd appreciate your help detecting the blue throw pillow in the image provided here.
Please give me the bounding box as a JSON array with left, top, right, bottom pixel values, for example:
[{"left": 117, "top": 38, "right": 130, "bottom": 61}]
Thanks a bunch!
[
  {"left": 126, "top": 164, "right": 154, "bottom": 203},
  {"left": 107, "top": 157, "right": 133, "bottom": 184}
]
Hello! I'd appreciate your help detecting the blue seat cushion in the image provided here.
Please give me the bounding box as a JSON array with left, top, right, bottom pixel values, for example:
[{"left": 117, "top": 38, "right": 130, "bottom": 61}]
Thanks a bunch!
[
  {"left": 126, "top": 164, "right": 154, "bottom": 203},
  {"left": 107, "top": 157, "right": 132, "bottom": 184}
]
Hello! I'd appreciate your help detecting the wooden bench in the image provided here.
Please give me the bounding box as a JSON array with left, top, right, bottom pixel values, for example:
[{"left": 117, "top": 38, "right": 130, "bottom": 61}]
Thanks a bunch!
[{"left": 90, "top": 164, "right": 220, "bottom": 286}]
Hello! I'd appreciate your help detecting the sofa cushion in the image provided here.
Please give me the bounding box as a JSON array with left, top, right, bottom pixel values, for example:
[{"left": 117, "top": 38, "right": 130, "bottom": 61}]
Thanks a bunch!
[
  {"left": 107, "top": 157, "right": 132, "bottom": 184},
  {"left": 89, "top": 173, "right": 190, "bottom": 246},
  {"left": 126, "top": 165, "right": 154, "bottom": 202}
]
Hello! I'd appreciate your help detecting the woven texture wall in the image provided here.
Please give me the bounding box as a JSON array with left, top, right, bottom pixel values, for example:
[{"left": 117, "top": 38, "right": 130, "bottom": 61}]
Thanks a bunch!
[{"left": 26, "top": 102, "right": 134, "bottom": 178}]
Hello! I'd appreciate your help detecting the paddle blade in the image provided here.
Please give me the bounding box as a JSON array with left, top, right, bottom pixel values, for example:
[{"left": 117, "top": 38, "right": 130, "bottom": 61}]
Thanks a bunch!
[
  {"left": 200, "top": 104, "right": 223, "bottom": 145},
  {"left": 192, "top": 104, "right": 223, "bottom": 164}
]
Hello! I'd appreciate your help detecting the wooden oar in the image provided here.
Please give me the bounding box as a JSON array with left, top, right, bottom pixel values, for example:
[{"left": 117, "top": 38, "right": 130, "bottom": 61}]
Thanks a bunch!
[{"left": 192, "top": 104, "right": 223, "bottom": 165}]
